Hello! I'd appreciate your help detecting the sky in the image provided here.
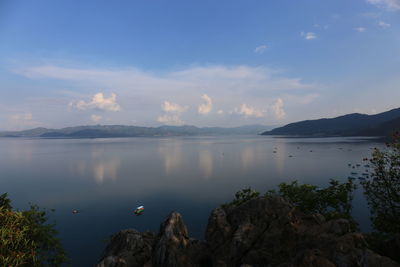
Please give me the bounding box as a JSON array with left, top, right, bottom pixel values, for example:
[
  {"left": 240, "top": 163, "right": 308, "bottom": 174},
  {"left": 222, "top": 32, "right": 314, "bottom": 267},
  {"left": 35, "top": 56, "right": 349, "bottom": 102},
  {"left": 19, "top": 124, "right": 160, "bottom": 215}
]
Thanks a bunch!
[{"left": 0, "top": 0, "right": 399, "bottom": 130}]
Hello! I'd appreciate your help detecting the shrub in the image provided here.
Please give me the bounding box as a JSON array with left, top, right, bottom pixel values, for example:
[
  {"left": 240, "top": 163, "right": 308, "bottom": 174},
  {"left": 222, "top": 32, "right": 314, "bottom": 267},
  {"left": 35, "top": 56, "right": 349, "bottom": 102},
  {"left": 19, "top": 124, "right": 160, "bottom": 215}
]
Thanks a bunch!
[
  {"left": 224, "top": 178, "right": 357, "bottom": 224},
  {"left": 0, "top": 193, "right": 67, "bottom": 266},
  {"left": 222, "top": 187, "right": 260, "bottom": 208},
  {"left": 361, "top": 133, "right": 400, "bottom": 234},
  {"left": 266, "top": 178, "right": 357, "bottom": 221}
]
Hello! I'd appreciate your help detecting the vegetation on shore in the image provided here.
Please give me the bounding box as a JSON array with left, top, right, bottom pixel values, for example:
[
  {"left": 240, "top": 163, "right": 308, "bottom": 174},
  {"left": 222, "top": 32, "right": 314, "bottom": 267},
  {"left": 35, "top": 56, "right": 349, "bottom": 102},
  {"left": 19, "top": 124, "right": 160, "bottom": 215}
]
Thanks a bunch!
[
  {"left": 223, "top": 178, "right": 357, "bottom": 228},
  {"left": 0, "top": 193, "right": 67, "bottom": 266}
]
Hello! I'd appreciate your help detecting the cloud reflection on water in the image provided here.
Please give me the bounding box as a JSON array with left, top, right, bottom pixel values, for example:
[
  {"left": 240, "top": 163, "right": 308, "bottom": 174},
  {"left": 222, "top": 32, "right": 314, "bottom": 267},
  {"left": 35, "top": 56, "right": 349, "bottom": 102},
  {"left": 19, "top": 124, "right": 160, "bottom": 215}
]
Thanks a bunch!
[
  {"left": 274, "top": 142, "right": 286, "bottom": 175},
  {"left": 70, "top": 155, "right": 121, "bottom": 185},
  {"left": 158, "top": 142, "right": 184, "bottom": 175},
  {"left": 198, "top": 150, "right": 213, "bottom": 178},
  {"left": 241, "top": 146, "right": 255, "bottom": 170}
]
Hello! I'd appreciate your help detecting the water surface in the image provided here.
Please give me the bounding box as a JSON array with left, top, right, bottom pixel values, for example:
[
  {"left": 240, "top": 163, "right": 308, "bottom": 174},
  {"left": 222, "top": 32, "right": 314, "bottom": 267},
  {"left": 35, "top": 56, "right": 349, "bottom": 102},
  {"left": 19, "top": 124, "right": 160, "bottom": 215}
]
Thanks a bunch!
[{"left": 0, "top": 135, "right": 383, "bottom": 266}]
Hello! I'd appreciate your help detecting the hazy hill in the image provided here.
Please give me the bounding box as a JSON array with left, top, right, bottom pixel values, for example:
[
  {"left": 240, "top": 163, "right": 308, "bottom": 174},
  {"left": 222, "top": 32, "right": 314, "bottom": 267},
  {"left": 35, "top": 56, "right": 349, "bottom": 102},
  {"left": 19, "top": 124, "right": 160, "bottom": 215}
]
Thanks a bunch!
[
  {"left": 262, "top": 108, "right": 400, "bottom": 137},
  {"left": 0, "top": 124, "right": 274, "bottom": 138}
]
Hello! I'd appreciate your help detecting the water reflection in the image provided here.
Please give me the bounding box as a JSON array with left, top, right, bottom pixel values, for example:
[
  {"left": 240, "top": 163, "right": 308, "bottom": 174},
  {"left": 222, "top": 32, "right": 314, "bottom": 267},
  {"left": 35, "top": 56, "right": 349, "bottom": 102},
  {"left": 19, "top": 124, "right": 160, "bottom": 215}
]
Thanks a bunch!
[
  {"left": 274, "top": 142, "right": 286, "bottom": 175},
  {"left": 158, "top": 143, "right": 183, "bottom": 175},
  {"left": 241, "top": 146, "right": 255, "bottom": 170},
  {"left": 198, "top": 150, "right": 213, "bottom": 178},
  {"left": 92, "top": 160, "right": 120, "bottom": 184},
  {"left": 6, "top": 140, "right": 34, "bottom": 161},
  {"left": 70, "top": 158, "right": 120, "bottom": 184}
]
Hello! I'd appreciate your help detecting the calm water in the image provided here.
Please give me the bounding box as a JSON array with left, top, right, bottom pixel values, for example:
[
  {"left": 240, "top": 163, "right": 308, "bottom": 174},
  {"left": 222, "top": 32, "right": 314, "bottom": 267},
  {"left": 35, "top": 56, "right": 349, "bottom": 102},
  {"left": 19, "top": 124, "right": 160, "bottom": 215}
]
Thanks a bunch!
[{"left": 0, "top": 135, "right": 383, "bottom": 266}]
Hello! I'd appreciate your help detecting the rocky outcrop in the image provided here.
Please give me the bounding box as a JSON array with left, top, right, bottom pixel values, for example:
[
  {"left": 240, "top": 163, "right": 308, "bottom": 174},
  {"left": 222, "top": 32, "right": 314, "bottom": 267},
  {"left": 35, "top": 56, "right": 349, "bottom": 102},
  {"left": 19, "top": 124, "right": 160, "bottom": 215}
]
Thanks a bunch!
[
  {"left": 97, "top": 230, "right": 155, "bottom": 267},
  {"left": 97, "top": 196, "right": 400, "bottom": 267},
  {"left": 152, "top": 212, "right": 211, "bottom": 267}
]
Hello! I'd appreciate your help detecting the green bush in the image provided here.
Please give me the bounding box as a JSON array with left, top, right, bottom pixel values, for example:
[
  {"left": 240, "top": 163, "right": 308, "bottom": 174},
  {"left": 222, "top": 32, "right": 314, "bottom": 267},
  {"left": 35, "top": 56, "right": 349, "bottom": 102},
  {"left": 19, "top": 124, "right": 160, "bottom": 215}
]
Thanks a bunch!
[
  {"left": 361, "top": 133, "right": 400, "bottom": 234},
  {"left": 224, "top": 178, "right": 357, "bottom": 224},
  {"left": 0, "top": 193, "right": 67, "bottom": 266},
  {"left": 222, "top": 187, "right": 260, "bottom": 208},
  {"left": 265, "top": 178, "right": 357, "bottom": 221}
]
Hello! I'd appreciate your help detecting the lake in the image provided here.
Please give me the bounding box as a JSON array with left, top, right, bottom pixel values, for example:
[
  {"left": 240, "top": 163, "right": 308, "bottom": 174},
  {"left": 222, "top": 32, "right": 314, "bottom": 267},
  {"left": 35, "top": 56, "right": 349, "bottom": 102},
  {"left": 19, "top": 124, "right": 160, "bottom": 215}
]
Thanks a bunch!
[{"left": 0, "top": 135, "right": 383, "bottom": 266}]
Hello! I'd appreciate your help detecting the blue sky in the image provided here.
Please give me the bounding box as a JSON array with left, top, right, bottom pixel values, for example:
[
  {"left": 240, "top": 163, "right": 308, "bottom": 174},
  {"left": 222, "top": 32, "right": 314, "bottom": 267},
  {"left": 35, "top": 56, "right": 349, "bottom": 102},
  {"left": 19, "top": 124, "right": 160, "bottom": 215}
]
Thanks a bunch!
[{"left": 0, "top": 0, "right": 399, "bottom": 130}]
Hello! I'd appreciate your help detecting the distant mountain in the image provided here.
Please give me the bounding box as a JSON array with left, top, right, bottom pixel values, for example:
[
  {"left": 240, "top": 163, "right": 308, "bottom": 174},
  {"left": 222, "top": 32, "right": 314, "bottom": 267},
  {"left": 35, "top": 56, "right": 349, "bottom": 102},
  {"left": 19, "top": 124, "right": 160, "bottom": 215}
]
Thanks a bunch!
[
  {"left": 357, "top": 116, "right": 400, "bottom": 137},
  {"left": 0, "top": 124, "right": 274, "bottom": 138},
  {"left": 262, "top": 108, "right": 400, "bottom": 137}
]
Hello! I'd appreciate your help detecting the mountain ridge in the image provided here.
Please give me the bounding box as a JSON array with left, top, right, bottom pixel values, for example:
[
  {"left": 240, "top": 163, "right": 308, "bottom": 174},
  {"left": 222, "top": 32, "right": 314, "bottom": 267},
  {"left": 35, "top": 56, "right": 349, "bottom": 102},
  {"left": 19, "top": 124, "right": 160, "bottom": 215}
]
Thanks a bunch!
[
  {"left": 262, "top": 108, "right": 400, "bottom": 137},
  {"left": 0, "top": 124, "right": 275, "bottom": 138}
]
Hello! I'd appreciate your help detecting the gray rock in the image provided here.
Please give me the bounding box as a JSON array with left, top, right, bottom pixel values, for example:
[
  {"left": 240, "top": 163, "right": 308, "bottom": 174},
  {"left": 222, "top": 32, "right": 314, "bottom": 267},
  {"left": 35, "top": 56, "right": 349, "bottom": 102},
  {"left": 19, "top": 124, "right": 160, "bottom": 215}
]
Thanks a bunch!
[
  {"left": 152, "top": 212, "right": 193, "bottom": 267},
  {"left": 98, "top": 196, "right": 400, "bottom": 267},
  {"left": 97, "top": 229, "right": 154, "bottom": 267},
  {"left": 205, "top": 196, "right": 400, "bottom": 267}
]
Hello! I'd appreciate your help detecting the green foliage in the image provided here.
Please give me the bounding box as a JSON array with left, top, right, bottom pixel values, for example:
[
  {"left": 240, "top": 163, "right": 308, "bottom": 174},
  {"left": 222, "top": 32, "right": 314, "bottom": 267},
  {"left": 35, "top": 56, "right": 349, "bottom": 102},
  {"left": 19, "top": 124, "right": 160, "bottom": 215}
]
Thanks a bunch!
[
  {"left": 223, "top": 179, "right": 356, "bottom": 224},
  {"left": 222, "top": 187, "right": 260, "bottom": 208},
  {"left": 266, "top": 178, "right": 357, "bottom": 221},
  {"left": 361, "top": 133, "right": 400, "bottom": 234},
  {"left": 0, "top": 193, "right": 11, "bottom": 210},
  {"left": 0, "top": 193, "right": 67, "bottom": 266}
]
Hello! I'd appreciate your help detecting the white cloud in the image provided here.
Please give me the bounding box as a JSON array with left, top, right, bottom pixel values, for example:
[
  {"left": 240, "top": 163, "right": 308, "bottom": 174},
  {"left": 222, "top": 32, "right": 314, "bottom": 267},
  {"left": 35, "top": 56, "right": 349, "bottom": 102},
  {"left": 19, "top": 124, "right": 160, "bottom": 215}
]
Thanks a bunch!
[
  {"left": 236, "top": 104, "right": 264, "bottom": 118},
  {"left": 16, "top": 63, "right": 316, "bottom": 126},
  {"left": 378, "top": 21, "right": 391, "bottom": 28},
  {"left": 198, "top": 94, "right": 212, "bottom": 115},
  {"left": 162, "top": 101, "right": 188, "bottom": 113},
  {"left": 157, "top": 114, "right": 184, "bottom": 125},
  {"left": 270, "top": 98, "right": 285, "bottom": 120},
  {"left": 72, "top": 93, "right": 121, "bottom": 112},
  {"left": 91, "top": 114, "right": 102, "bottom": 122},
  {"left": 254, "top": 45, "right": 268, "bottom": 54},
  {"left": 158, "top": 101, "right": 187, "bottom": 125},
  {"left": 354, "top": 27, "right": 367, "bottom": 32},
  {"left": 301, "top": 32, "right": 317, "bottom": 40},
  {"left": 367, "top": 0, "right": 400, "bottom": 10},
  {"left": 20, "top": 65, "right": 312, "bottom": 94}
]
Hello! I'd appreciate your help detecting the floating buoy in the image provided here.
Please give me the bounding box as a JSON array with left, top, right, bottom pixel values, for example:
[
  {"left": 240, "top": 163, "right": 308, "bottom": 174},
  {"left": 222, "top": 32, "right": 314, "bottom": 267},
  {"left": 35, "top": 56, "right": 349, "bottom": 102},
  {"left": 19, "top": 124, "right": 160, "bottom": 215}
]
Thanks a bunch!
[{"left": 72, "top": 209, "right": 80, "bottom": 214}]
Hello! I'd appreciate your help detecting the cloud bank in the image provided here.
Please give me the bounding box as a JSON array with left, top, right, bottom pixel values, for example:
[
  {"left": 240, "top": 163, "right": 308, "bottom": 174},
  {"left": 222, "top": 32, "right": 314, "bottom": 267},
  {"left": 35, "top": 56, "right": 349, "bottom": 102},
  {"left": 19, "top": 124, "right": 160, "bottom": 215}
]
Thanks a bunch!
[{"left": 16, "top": 63, "right": 317, "bottom": 126}]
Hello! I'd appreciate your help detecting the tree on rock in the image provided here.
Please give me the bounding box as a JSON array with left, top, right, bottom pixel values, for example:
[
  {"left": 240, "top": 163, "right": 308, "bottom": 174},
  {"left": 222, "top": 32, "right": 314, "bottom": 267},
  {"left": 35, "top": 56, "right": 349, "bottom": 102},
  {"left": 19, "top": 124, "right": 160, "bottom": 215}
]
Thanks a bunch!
[{"left": 361, "top": 132, "right": 400, "bottom": 234}]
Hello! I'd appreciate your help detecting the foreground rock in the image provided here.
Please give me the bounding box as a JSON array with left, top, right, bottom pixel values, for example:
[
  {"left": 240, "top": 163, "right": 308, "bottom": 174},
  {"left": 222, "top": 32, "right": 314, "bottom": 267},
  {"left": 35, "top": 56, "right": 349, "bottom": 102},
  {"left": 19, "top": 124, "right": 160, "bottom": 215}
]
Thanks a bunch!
[{"left": 97, "top": 196, "right": 400, "bottom": 267}]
